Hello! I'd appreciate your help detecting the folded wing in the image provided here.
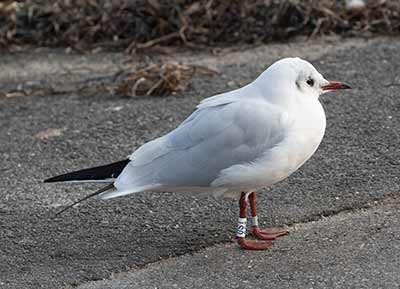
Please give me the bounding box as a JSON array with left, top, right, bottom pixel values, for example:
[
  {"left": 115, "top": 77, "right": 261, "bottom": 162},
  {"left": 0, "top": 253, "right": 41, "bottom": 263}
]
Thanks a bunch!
[{"left": 107, "top": 97, "right": 290, "bottom": 198}]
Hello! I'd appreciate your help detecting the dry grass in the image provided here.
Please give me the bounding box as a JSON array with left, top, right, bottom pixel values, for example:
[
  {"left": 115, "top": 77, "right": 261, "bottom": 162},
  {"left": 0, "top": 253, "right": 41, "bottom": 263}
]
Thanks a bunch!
[
  {"left": 0, "top": 0, "right": 399, "bottom": 51},
  {"left": 112, "top": 63, "right": 217, "bottom": 97},
  {"left": 0, "top": 62, "right": 218, "bottom": 98},
  {"left": 1, "top": 0, "right": 398, "bottom": 97}
]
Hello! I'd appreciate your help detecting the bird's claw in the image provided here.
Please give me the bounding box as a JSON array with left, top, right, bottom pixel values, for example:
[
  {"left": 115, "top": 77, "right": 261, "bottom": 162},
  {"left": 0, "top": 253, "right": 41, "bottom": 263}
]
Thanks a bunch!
[
  {"left": 250, "top": 226, "right": 289, "bottom": 240},
  {"left": 237, "top": 237, "right": 273, "bottom": 250}
]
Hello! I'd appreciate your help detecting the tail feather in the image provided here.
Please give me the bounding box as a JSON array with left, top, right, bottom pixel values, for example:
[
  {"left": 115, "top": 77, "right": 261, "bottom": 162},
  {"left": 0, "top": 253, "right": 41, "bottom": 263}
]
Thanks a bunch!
[
  {"left": 54, "top": 183, "right": 114, "bottom": 216},
  {"left": 44, "top": 159, "right": 130, "bottom": 183},
  {"left": 99, "top": 184, "right": 162, "bottom": 200}
]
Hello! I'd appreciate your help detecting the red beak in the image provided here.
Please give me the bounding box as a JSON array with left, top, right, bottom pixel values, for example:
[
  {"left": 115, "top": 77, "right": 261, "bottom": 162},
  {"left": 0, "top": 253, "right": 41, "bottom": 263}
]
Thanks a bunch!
[{"left": 321, "top": 81, "right": 351, "bottom": 91}]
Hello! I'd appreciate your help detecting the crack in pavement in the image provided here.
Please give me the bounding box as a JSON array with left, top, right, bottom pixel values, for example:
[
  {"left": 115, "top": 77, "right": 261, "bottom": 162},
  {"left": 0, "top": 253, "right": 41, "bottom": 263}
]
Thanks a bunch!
[
  {"left": 76, "top": 195, "right": 400, "bottom": 289},
  {"left": 72, "top": 194, "right": 399, "bottom": 288}
]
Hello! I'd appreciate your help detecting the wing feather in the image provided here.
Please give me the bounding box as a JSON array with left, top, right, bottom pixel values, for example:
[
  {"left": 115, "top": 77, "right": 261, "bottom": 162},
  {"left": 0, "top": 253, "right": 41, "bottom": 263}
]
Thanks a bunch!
[{"left": 115, "top": 97, "right": 289, "bottom": 194}]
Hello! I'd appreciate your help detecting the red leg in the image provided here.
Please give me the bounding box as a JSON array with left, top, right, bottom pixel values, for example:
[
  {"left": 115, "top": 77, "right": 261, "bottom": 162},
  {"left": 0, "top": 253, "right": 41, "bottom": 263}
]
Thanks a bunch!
[
  {"left": 248, "top": 192, "right": 288, "bottom": 240},
  {"left": 236, "top": 192, "right": 272, "bottom": 250}
]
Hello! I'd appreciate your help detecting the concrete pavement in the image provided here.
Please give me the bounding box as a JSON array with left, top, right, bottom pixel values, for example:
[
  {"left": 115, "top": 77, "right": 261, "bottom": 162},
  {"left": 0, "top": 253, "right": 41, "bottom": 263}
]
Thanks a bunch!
[{"left": 78, "top": 197, "right": 400, "bottom": 289}]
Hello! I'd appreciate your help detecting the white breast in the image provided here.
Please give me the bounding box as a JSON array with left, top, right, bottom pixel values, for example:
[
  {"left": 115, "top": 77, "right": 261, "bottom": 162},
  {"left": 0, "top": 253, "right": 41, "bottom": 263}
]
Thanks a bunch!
[
  {"left": 268, "top": 99, "right": 326, "bottom": 182},
  {"left": 242, "top": 99, "right": 326, "bottom": 190}
]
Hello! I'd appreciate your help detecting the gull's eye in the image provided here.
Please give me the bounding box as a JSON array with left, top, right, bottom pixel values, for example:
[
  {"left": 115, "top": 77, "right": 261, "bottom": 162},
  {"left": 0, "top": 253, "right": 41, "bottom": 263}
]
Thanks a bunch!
[{"left": 306, "top": 78, "right": 314, "bottom": 87}]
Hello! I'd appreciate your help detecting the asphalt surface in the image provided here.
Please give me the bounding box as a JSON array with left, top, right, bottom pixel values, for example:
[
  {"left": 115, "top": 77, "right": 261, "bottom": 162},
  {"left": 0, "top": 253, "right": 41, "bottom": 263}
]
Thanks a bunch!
[
  {"left": 78, "top": 197, "right": 400, "bottom": 289},
  {"left": 0, "top": 37, "right": 399, "bottom": 289}
]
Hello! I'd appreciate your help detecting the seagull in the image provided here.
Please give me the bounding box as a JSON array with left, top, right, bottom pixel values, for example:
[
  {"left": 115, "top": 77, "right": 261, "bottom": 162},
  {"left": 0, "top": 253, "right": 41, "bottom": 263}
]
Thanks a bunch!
[{"left": 45, "top": 57, "right": 351, "bottom": 250}]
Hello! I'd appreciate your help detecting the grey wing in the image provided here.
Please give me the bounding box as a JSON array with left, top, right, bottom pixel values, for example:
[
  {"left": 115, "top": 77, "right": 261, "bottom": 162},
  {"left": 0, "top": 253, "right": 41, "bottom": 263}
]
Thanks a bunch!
[{"left": 115, "top": 99, "right": 288, "bottom": 193}]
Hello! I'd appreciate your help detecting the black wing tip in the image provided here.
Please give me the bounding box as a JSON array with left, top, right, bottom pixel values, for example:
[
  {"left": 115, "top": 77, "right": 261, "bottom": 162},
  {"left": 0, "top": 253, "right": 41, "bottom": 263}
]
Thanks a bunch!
[
  {"left": 44, "top": 173, "right": 72, "bottom": 183},
  {"left": 44, "top": 176, "right": 59, "bottom": 183},
  {"left": 43, "top": 159, "right": 130, "bottom": 183},
  {"left": 43, "top": 171, "right": 81, "bottom": 183}
]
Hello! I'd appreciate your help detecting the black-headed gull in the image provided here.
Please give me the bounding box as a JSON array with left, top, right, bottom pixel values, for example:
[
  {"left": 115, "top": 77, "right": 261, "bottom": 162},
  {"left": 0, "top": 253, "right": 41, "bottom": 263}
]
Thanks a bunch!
[{"left": 45, "top": 57, "right": 351, "bottom": 250}]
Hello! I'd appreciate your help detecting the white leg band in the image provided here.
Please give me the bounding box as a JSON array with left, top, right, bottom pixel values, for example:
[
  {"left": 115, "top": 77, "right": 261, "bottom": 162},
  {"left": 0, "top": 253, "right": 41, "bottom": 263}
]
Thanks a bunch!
[
  {"left": 250, "top": 216, "right": 259, "bottom": 227},
  {"left": 236, "top": 217, "right": 247, "bottom": 238},
  {"left": 245, "top": 192, "right": 251, "bottom": 203}
]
